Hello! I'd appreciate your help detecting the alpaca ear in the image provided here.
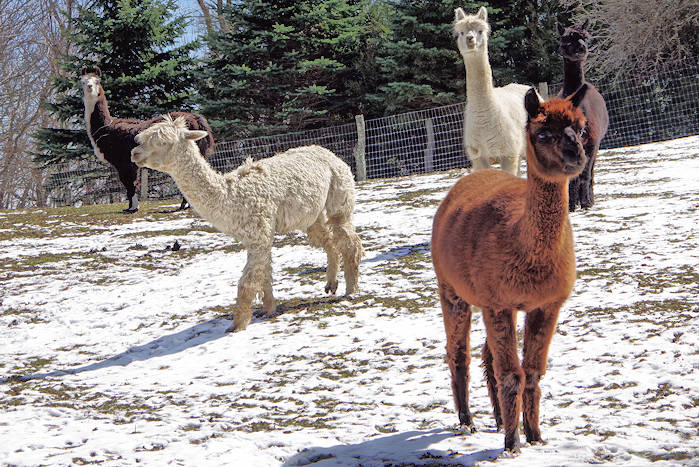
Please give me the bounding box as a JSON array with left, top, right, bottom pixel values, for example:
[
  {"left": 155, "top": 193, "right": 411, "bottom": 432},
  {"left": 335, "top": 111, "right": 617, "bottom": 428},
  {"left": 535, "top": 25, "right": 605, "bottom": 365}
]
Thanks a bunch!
[
  {"left": 81, "top": 66, "right": 88, "bottom": 76},
  {"left": 454, "top": 7, "right": 466, "bottom": 22},
  {"left": 524, "top": 88, "right": 541, "bottom": 119},
  {"left": 477, "top": 6, "right": 487, "bottom": 21},
  {"left": 580, "top": 18, "right": 590, "bottom": 30},
  {"left": 557, "top": 22, "right": 565, "bottom": 36},
  {"left": 183, "top": 130, "right": 208, "bottom": 141},
  {"left": 568, "top": 84, "right": 588, "bottom": 108},
  {"left": 94, "top": 66, "right": 102, "bottom": 77}
]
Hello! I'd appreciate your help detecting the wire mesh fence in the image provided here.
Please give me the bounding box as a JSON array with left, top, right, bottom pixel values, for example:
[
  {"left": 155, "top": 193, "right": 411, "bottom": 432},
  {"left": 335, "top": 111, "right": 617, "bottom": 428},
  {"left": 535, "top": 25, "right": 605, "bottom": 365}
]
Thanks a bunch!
[{"left": 43, "top": 56, "right": 698, "bottom": 207}]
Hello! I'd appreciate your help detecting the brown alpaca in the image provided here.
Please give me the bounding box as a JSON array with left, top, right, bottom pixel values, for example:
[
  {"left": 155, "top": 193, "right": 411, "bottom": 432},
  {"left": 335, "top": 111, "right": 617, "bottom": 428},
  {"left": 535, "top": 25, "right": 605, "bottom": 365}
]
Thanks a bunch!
[{"left": 431, "top": 85, "right": 588, "bottom": 453}]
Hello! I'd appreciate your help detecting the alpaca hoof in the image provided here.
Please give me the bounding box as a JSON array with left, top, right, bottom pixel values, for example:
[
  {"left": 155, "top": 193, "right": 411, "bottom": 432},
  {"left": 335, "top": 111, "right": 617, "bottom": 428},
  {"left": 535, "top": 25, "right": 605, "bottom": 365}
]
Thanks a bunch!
[
  {"left": 227, "top": 314, "right": 251, "bottom": 332},
  {"left": 504, "top": 431, "right": 521, "bottom": 453},
  {"left": 325, "top": 280, "right": 338, "bottom": 294},
  {"left": 459, "top": 423, "right": 477, "bottom": 434},
  {"left": 122, "top": 207, "right": 138, "bottom": 214},
  {"left": 226, "top": 322, "right": 247, "bottom": 333}
]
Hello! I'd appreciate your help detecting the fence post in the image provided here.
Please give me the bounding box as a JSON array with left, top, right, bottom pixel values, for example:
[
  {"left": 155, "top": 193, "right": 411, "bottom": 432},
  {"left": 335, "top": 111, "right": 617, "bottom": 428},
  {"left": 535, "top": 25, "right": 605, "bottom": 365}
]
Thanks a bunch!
[
  {"left": 140, "top": 167, "right": 149, "bottom": 201},
  {"left": 354, "top": 114, "right": 367, "bottom": 181},
  {"left": 424, "top": 118, "right": 435, "bottom": 173},
  {"left": 538, "top": 81, "right": 549, "bottom": 101}
]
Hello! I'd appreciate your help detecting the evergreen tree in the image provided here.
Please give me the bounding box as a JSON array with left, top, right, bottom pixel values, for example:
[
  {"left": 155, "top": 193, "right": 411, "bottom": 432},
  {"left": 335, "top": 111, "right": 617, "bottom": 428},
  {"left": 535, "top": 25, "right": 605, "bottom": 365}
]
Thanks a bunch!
[
  {"left": 34, "top": 0, "right": 198, "bottom": 166},
  {"left": 197, "top": 0, "right": 371, "bottom": 140},
  {"left": 368, "top": 0, "right": 480, "bottom": 117},
  {"left": 488, "top": 0, "right": 573, "bottom": 86}
]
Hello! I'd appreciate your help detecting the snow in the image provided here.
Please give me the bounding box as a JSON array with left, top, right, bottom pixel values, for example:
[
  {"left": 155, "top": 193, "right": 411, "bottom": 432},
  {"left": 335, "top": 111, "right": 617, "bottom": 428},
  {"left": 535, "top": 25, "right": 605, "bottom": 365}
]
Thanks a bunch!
[{"left": 1, "top": 136, "right": 698, "bottom": 466}]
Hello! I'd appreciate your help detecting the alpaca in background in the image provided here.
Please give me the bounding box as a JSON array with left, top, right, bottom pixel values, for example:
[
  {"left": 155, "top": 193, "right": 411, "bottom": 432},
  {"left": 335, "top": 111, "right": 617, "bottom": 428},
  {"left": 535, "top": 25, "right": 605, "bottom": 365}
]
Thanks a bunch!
[
  {"left": 432, "top": 85, "right": 589, "bottom": 452},
  {"left": 131, "top": 116, "right": 364, "bottom": 332},
  {"left": 454, "top": 6, "right": 530, "bottom": 176},
  {"left": 557, "top": 21, "right": 609, "bottom": 211},
  {"left": 80, "top": 66, "right": 214, "bottom": 212}
]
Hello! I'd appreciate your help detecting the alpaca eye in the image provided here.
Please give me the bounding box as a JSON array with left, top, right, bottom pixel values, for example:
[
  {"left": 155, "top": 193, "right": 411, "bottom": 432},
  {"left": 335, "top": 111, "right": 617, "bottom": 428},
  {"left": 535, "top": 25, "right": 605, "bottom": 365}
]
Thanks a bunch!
[{"left": 537, "top": 131, "right": 551, "bottom": 142}]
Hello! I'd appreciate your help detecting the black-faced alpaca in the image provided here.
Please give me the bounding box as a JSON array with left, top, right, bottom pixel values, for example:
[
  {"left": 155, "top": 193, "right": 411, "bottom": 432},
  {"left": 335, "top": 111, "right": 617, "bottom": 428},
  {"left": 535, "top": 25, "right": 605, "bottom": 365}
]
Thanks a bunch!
[
  {"left": 432, "top": 85, "right": 588, "bottom": 453},
  {"left": 557, "top": 21, "right": 609, "bottom": 211},
  {"left": 80, "top": 66, "right": 214, "bottom": 212}
]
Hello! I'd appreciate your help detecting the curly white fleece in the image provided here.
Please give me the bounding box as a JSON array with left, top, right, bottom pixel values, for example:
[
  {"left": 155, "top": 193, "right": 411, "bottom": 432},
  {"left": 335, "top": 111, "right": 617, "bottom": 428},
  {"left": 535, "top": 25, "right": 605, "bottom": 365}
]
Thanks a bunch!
[{"left": 132, "top": 117, "right": 363, "bottom": 331}]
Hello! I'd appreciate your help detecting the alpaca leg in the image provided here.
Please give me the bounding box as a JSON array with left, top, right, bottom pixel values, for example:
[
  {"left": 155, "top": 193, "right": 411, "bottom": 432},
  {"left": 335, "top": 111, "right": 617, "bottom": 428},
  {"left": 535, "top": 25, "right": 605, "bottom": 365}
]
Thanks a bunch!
[
  {"left": 568, "top": 175, "right": 581, "bottom": 212},
  {"left": 118, "top": 165, "right": 140, "bottom": 213},
  {"left": 521, "top": 305, "right": 560, "bottom": 444},
  {"left": 328, "top": 217, "right": 363, "bottom": 296},
  {"left": 579, "top": 147, "right": 598, "bottom": 209},
  {"left": 439, "top": 285, "right": 475, "bottom": 432},
  {"left": 482, "top": 308, "right": 524, "bottom": 452},
  {"left": 500, "top": 155, "right": 520, "bottom": 177},
  {"left": 306, "top": 216, "right": 340, "bottom": 294},
  {"left": 482, "top": 338, "right": 503, "bottom": 430},
  {"left": 227, "top": 247, "right": 270, "bottom": 332},
  {"left": 178, "top": 196, "right": 189, "bottom": 210},
  {"left": 468, "top": 146, "right": 490, "bottom": 171},
  {"left": 261, "top": 258, "right": 276, "bottom": 316}
]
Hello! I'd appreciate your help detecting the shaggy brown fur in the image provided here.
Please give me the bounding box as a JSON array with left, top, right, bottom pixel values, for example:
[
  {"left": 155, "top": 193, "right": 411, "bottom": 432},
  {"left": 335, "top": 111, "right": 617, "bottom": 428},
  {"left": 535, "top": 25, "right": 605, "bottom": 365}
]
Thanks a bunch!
[
  {"left": 557, "top": 21, "right": 609, "bottom": 211},
  {"left": 81, "top": 66, "right": 214, "bottom": 212},
  {"left": 431, "top": 85, "right": 588, "bottom": 452}
]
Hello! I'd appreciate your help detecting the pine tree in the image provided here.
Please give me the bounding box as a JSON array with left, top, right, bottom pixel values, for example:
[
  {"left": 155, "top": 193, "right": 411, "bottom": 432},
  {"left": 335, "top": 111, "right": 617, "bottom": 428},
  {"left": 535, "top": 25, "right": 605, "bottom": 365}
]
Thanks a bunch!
[
  {"left": 34, "top": 0, "right": 198, "bottom": 166},
  {"left": 197, "top": 0, "right": 371, "bottom": 140},
  {"left": 488, "top": 0, "right": 572, "bottom": 86},
  {"left": 368, "top": 0, "right": 484, "bottom": 117}
]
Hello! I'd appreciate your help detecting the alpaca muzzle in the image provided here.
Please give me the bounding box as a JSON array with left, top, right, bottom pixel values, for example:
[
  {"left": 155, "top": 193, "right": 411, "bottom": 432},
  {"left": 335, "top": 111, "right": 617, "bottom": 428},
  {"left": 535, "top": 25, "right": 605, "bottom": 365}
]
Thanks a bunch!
[
  {"left": 561, "top": 128, "right": 585, "bottom": 172},
  {"left": 131, "top": 148, "right": 144, "bottom": 167}
]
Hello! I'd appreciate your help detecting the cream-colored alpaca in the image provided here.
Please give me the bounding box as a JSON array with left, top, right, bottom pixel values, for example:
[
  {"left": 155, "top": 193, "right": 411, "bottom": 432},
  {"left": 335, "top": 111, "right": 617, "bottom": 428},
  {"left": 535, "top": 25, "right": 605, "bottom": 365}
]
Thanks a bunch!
[
  {"left": 455, "top": 6, "right": 530, "bottom": 175},
  {"left": 131, "top": 116, "right": 364, "bottom": 332}
]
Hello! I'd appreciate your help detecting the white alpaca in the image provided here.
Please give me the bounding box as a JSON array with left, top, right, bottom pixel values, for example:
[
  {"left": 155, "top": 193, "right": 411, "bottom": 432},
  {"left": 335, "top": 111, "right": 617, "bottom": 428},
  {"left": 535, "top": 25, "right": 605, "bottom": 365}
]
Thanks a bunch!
[
  {"left": 131, "top": 116, "right": 364, "bottom": 332},
  {"left": 455, "top": 6, "right": 530, "bottom": 175}
]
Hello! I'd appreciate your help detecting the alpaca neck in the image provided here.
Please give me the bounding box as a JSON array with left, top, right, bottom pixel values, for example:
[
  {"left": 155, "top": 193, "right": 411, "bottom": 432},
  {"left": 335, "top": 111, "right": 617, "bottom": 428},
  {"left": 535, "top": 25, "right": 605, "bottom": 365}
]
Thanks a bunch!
[
  {"left": 84, "top": 90, "right": 112, "bottom": 134},
  {"left": 169, "top": 145, "right": 230, "bottom": 222},
  {"left": 562, "top": 58, "right": 585, "bottom": 96},
  {"left": 463, "top": 49, "right": 495, "bottom": 103},
  {"left": 519, "top": 149, "right": 569, "bottom": 252},
  {"left": 84, "top": 90, "right": 113, "bottom": 162}
]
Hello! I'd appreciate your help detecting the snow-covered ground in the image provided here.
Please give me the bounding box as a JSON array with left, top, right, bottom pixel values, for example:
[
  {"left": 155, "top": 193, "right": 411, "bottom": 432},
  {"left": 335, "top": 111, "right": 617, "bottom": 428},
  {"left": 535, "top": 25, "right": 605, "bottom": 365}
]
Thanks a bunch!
[{"left": 1, "top": 136, "right": 697, "bottom": 466}]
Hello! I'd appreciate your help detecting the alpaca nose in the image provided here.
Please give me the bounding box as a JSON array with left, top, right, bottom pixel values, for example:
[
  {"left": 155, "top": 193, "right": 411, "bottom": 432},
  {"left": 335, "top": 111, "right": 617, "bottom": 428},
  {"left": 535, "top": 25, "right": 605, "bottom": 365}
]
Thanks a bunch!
[{"left": 561, "top": 127, "right": 582, "bottom": 161}]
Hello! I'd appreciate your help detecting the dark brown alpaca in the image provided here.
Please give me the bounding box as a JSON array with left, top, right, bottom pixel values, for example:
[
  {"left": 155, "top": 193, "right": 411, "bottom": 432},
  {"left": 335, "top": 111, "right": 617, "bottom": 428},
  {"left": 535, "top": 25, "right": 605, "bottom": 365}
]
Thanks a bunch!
[
  {"left": 80, "top": 66, "right": 214, "bottom": 212},
  {"left": 431, "top": 85, "right": 588, "bottom": 452},
  {"left": 557, "top": 21, "right": 609, "bottom": 211}
]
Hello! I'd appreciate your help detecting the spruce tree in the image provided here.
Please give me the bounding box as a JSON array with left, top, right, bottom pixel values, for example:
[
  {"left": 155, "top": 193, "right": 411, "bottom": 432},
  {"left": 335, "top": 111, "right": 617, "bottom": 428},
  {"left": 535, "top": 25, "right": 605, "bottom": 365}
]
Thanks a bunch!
[
  {"left": 488, "top": 0, "right": 572, "bottom": 86},
  {"left": 367, "top": 0, "right": 484, "bottom": 117},
  {"left": 34, "top": 0, "right": 198, "bottom": 166},
  {"left": 197, "top": 0, "right": 370, "bottom": 140}
]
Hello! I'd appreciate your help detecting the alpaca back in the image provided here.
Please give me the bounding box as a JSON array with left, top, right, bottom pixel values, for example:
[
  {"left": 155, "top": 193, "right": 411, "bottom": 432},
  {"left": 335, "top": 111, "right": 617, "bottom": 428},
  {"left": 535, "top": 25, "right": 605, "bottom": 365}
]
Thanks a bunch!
[{"left": 226, "top": 146, "right": 354, "bottom": 236}]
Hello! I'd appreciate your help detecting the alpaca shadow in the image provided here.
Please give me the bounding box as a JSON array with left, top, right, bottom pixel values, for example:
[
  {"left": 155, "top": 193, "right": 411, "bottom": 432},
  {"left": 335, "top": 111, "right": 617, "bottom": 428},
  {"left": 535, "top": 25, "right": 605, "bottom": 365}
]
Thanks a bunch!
[
  {"left": 0, "top": 317, "right": 231, "bottom": 384},
  {"left": 364, "top": 241, "right": 431, "bottom": 264},
  {"left": 282, "top": 428, "right": 501, "bottom": 466},
  {"left": 250, "top": 296, "right": 345, "bottom": 320}
]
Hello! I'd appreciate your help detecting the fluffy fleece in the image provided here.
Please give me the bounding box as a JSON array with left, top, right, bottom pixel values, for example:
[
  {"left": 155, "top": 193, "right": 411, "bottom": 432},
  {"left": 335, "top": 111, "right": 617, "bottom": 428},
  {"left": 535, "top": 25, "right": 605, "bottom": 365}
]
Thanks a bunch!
[
  {"left": 131, "top": 116, "right": 364, "bottom": 331},
  {"left": 431, "top": 86, "right": 589, "bottom": 452},
  {"left": 454, "top": 7, "right": 530, "bottom": 176}
]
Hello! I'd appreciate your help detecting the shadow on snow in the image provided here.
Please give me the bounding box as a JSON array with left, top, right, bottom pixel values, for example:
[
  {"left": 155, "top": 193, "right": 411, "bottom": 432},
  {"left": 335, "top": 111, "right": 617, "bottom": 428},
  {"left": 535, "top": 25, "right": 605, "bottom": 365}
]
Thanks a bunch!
[
  {"left": 282, "top": 428, "right": 501, "bottom": 466},
  {"left": 1, "top": 317, "right": 232, "bottom": 384}
]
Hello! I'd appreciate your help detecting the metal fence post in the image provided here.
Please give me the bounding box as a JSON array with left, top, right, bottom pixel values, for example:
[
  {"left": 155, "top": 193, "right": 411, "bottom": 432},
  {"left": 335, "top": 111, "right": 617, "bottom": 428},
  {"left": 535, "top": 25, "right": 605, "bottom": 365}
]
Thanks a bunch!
[
  {"left": 424, "top": 117, "right": 435, "bottom": 173},
  {"left": 140, "top": 167, "right": 149, "bottom": 201},
  {"left": 354, "top": 114, "right": 367, "bottom": 181},
  {"left": 538, "top": 81, "right": 549, "bottom": 101}
]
